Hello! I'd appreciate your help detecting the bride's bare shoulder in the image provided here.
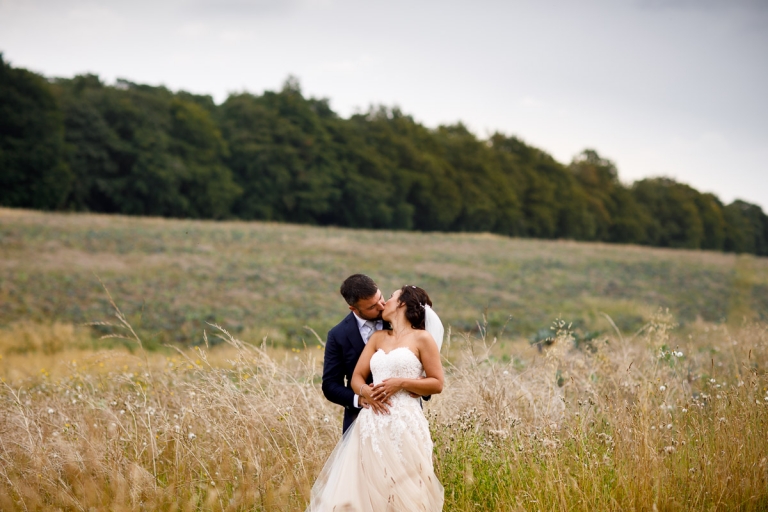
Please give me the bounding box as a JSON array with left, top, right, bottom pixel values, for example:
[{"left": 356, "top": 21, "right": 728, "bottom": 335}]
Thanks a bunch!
[{"left": 414, "top": 329, "right": 436, "bottom": 348}]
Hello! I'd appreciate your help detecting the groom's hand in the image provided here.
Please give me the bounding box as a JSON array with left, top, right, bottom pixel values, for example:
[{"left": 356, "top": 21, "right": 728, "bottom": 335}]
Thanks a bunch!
[
  {"left": 366, "top": 397, "right": 390, "bottom": 415},
  {"left": 360, "top": 396, "right": 388, "bottom": 412},
  {"left": 361, "top": 384, "right": 390, "bottom": 415}
]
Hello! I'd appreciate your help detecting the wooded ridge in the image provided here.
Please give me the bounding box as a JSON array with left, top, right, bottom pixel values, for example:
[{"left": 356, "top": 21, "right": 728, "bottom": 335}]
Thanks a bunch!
[{"left": 1, "top": 55, "right": 766, "bottom": 255}]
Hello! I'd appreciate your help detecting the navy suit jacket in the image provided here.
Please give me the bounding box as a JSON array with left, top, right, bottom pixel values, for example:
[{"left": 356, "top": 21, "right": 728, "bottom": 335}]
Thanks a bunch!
[{"left": 322, "top": 312, "right": 371, "bottom": 433}]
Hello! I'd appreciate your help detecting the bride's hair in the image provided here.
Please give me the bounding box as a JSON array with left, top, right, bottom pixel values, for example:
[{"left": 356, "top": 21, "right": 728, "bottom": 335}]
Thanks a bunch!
[{"left": 398, "top": 285, "right": 432, "bottom": 330}]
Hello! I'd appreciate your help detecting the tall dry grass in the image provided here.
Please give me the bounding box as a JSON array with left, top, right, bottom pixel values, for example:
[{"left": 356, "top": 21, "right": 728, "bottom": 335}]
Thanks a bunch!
[{"left": 1, "top": 309, "right": 767, "bottom": 511}]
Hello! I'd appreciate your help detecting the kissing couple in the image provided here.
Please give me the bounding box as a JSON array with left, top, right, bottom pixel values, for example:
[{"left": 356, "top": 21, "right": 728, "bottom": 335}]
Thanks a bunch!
[{"left": 306, "top": 274, "right": 445, "bottom": 511}]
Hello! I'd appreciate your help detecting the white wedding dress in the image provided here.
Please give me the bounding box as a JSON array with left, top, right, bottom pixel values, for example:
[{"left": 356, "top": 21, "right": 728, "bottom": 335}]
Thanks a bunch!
[{"left": 307, "top": 346, "right": 444, "bottom": 511}]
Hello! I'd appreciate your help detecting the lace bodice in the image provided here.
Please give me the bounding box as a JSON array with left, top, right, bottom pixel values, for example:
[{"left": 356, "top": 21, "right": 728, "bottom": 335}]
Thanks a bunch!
[
  {"left": 358, "top": 347, "right": 432, "bottom": 460},
  {"left": 370, "top": 347, "right": 424, "bottom": 385}
]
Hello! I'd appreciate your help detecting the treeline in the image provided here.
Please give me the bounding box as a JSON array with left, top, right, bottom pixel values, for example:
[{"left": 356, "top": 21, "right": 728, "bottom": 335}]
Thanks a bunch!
[{"left": 1, "top": 55, "right": 766, "bottom": 255}]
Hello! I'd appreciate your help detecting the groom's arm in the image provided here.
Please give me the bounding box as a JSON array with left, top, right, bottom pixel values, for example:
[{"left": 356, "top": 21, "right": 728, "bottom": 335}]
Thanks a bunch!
[{"left": 321, "top": 330, "right": 355, "bottom": 409}]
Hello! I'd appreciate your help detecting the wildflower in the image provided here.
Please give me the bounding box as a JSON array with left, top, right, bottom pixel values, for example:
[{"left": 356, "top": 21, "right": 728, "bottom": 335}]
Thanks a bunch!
[
  {"left": 710, "top": 378, "right": 716, "bottom": 383},
  {"left": 659, "top": 385, "right": 666, "bottom": 392},
  {"left": 502, "top": 370, "right": 509, "bottom": 375},
  {"left": 674, "top": 351, "right": 683, "bottom": 357},
  {"left": 47, "top": 408, "right": 54, "bottom": 414},
  {"left": 664, "top": 446, "right": 675, "bottom": 454},
  {"left": 666, "top": 423, "right": 672, "bottom": 430},
  {"left": 188, "top": 433, "right": 196, "bottom": 440},
  {"left": 651, "top": 426, "right": 656, "bottom": 430},
  {"left": 323, "top": 416, "right": 329, "bottom": 423},
  {"left": 174, "top": 425, "right": 181, "bottom": 432},
  {"left": 681, "top": 408, "right": 688, "bottom": 413}
]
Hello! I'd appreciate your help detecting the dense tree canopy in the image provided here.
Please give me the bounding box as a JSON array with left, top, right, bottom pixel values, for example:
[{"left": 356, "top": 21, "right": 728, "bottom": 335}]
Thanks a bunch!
[
  {"left": 0, "top": 55, "right": 72, "bottom": 210},
  {"left": 1, "top": 55, "right": 766, "bottom": 256}
]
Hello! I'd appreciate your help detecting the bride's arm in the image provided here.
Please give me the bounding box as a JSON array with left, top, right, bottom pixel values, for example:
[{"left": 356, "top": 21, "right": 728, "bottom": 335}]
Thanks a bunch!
[
  {"left": 350, "top": 333, "right": 390, "bottom": 414},
  {"left": 370, "top": 332, "right": 443, "bottom": 399}
]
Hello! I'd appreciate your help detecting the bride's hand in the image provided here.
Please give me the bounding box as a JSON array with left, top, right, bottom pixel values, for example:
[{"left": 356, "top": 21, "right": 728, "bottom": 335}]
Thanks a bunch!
[
  {"left": 370, "top": 379, "right": 402, "bottom": 401},
  {"left": 360, "top": 384, "right": 391, "bottom": 415}
]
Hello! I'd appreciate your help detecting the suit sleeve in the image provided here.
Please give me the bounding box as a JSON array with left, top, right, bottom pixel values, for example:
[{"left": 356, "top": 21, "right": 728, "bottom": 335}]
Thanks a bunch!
[{"left": 321, "top": 328, "right": 355, "bottom": 409}]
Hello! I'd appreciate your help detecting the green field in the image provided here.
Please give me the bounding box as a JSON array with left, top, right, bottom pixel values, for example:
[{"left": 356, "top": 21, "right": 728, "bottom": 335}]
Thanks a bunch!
[
  {"left": 1, "top": 208, "right": 768, "bottom": 510},
  {"left": 1, "top": 207, "right": 767, "bottom": 350}
]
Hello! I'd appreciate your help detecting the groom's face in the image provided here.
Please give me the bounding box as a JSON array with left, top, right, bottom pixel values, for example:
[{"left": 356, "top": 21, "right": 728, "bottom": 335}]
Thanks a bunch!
[{"left": 350, "top": 289, "right": 385, "bottom": 321}]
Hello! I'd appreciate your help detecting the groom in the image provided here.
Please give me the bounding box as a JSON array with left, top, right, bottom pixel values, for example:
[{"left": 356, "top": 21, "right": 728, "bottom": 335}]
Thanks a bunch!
[{"left": 322, "top": 274, "right": 391, "bottom": 433}]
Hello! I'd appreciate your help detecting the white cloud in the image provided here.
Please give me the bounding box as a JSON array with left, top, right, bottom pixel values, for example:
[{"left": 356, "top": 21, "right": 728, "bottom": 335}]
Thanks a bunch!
[
  {"left": 177, "top": 22, "right": 209, "bottom": 38},
  {"left": 219, "top": 29, "right": 252, "bottom": 42}
]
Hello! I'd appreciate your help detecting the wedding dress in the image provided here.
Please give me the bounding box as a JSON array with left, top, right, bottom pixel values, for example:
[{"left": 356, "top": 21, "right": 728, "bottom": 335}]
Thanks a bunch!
[{"left": 307, "top": 346, "right": 444, "bottom": 511}]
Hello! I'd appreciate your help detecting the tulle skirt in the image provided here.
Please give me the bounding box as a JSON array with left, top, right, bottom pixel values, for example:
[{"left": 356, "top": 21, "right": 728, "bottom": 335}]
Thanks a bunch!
[{"left": 307, "top": 401, "right": 444, "bottom": 512}]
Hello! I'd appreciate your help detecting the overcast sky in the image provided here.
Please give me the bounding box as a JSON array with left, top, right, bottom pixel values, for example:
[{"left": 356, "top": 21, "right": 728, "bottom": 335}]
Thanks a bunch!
[{"left": 1, "top": 0, "right": 766, "bottom": 209}]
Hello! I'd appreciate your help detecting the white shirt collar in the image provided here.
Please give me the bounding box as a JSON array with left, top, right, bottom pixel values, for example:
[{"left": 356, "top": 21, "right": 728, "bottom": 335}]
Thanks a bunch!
[{"left": 352, "top": 312, "right": 381, "bottom": 329}]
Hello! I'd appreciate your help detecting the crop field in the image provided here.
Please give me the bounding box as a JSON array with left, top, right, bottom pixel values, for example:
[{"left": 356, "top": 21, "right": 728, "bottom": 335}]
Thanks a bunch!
[{"left": 1, "top": 208, "right": 767, "bottom": 510}]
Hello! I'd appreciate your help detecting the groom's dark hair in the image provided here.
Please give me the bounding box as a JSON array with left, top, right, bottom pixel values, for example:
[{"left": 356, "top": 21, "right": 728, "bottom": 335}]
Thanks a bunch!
[{"left": 340, "top": 274, "right": 379, "bottom": 306}]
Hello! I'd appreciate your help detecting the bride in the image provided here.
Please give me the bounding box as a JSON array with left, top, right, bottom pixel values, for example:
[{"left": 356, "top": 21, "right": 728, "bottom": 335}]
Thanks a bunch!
[{"left": 307, "top": 285, "right": 445, "bottom": 511}]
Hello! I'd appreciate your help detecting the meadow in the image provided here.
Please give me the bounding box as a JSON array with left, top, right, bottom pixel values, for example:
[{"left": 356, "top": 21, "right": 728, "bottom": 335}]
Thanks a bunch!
[{"left": 1, "top": 208, "right": 767, "bottom": 510}]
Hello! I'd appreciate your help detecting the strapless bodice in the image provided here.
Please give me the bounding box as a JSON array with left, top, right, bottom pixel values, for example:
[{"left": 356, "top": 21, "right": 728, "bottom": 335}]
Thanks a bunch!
[{"left": 370, "top": 347, "right": 424, "bottom": 385}]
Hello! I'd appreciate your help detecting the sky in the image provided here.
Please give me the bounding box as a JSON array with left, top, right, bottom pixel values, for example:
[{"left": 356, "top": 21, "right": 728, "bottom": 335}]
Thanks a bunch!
[{"left": 1, "top": 0, "right": 766, "bottom": 209}]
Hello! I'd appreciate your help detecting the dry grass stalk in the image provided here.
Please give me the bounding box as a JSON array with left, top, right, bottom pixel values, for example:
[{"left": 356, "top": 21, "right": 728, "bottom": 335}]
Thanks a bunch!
[{"left": 0, "top": 311, "right": 767, "bottom": 511}]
